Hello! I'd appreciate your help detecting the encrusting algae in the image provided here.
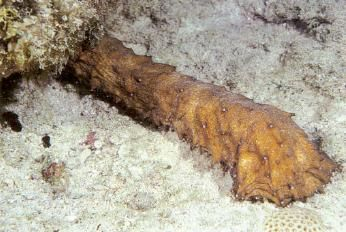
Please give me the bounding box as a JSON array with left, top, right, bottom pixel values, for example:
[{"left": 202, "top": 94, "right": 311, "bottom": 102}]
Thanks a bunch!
[{"left": 0, "top": 0, "right": 103, "bottom": 79}]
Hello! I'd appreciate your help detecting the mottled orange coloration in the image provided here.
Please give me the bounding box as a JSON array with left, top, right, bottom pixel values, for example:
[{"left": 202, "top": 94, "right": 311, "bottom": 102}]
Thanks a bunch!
[{"left": 70, "top": 36, "right": 338, "bottom": 206}]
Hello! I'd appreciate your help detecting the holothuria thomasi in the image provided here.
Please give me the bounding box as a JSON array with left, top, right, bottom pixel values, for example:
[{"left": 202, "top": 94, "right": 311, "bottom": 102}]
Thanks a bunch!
[{"left": 70, "top": 36, "right": 338, "bottom": 206}]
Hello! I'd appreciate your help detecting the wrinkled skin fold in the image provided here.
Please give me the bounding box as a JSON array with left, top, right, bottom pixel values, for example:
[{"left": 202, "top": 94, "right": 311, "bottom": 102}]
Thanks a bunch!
[{"left": 70, "top": 36, "right": 338, "bottom": 206}]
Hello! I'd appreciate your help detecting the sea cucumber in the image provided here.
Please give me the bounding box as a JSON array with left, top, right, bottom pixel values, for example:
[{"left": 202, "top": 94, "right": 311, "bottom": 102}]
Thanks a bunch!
[{"left": 70, "top": 36, "right": 338, "bottom": 206}]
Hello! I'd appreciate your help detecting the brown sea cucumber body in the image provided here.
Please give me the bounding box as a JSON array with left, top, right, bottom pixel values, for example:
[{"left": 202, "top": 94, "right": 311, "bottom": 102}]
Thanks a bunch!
[{"left": 71, "top": 36, "right": 338, "bottom": 206}]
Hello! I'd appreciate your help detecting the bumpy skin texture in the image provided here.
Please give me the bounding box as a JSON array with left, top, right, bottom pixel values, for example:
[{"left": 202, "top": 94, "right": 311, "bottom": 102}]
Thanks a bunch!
[{"left": 71, "top": 36, "right": 338, "bottom": 206}]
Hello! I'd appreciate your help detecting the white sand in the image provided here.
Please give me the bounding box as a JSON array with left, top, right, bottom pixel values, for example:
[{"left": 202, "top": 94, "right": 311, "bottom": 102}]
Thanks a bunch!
[{"left": 1, "top": 0, "right": 345, "bottom": 231}]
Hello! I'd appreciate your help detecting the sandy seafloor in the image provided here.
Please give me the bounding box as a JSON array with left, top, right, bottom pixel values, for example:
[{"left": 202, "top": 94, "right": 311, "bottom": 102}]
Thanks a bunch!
[{"left": 0, "top": 0, "right": 345, "bottom": 231}]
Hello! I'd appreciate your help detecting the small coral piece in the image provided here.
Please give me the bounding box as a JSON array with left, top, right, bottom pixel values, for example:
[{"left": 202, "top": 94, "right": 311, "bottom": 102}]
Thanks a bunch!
[
  {"left": 70, "top": 37, "right": 338, "bottom": 206},
  {"left": 42, "top": 161, "right": 68, "bottom": 193},
  {"left": 83, "top": 131, "right": 97, "bottom": 149},
  {"left": 264, "top": 207, "right": 326, "bottom": 232}
]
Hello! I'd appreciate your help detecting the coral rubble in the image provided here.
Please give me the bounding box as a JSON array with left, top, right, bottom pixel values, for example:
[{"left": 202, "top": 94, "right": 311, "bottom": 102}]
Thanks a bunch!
[{"left": 0, "top": 0, "right": 102, "bottom": 80}]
